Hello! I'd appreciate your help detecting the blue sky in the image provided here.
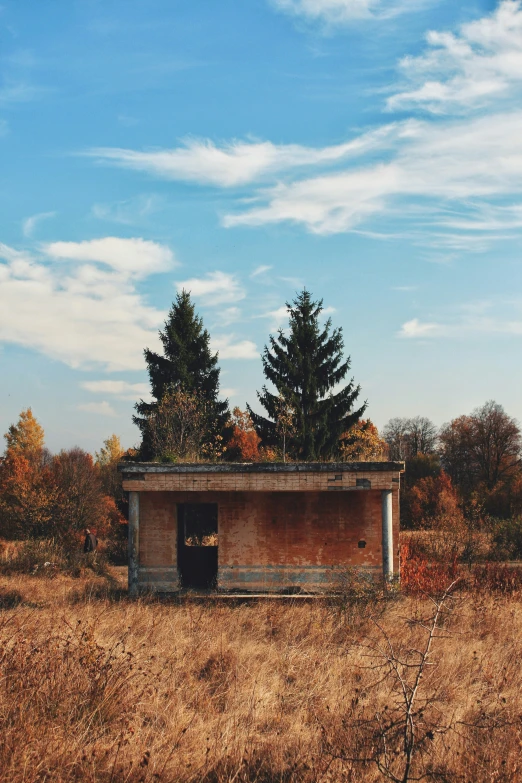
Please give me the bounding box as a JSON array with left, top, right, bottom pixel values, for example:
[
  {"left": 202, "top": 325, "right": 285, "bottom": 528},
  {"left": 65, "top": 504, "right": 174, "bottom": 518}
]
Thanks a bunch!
[{"left": 1, "top": 0, "right": 521, "bottom": 453}]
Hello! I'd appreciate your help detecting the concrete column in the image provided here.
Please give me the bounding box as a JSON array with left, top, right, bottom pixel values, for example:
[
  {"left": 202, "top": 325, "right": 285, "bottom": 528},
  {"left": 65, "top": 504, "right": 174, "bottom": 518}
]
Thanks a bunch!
[
  {"left": 381, "top": 489, "right": 394, "bottom": 583},
  {"left": 128, "top": 491, "right": 140, "bottom": 597}
]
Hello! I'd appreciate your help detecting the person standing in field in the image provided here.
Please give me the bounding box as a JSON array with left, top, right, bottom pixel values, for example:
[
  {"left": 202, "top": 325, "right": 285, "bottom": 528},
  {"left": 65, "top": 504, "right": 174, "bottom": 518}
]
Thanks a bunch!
[{"left": 83, "top": 528, "right": 98, "bottom": 554}]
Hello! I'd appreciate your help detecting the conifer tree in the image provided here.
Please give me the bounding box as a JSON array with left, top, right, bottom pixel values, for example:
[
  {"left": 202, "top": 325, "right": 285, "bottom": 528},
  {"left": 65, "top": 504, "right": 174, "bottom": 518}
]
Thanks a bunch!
[
  {"left": 248, "top": 290, "right": 366, "bottom": 461},
  {"left": 134, "top": 291, "right": 229, "bottom": 459}
]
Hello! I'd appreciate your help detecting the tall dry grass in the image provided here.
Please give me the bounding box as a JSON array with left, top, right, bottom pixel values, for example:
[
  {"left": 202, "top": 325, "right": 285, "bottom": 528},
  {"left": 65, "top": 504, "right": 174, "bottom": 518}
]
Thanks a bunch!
[{"left": 1, "top": 572, "right": 522, "bottom": 782}]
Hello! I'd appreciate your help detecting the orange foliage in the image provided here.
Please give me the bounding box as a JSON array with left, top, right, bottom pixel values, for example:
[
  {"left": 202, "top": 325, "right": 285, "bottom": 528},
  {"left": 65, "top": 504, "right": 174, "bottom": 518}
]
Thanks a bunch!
[
  {"left": 227, "top": 408, "right": 261, "bottom": 462},
  {"left": 339, "top": 420, "right": 387, "bottom": 461},
  {"left": 400, "top": 540, "right": 459, "bottom": 595},
  {"left": 406, "top": 470, "right": 461, "bottom": 528},
  {"left": 0, "top": 450, "right": 58, "bottom": 539}
]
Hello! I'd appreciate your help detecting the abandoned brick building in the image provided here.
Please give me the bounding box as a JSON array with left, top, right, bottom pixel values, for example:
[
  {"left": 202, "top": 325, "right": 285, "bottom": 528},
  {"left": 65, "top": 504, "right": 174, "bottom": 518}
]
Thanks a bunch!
[{"left": 120, "top": 462, "right": 404, "bottom": 594}]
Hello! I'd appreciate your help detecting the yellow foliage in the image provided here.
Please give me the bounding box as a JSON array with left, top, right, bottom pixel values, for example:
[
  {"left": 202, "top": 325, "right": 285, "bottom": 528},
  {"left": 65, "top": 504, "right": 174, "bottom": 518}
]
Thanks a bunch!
[
  {"left": 340, "top": 419, "right": 387, "bottom": 461},
  {"left": 4, "top": 408, "right": 44, "bottom": 458}
]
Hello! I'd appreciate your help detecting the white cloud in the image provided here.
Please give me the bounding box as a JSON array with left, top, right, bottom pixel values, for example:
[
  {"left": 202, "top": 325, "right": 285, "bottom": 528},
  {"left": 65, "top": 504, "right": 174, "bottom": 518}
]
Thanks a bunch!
[
  {"left": 81, "top": 380, "right": 151, "bottom": 400},
  {"left": 0, "top": 240, "right": 168, "bottom": 371},
  {"left": 77, "top": 401, "right": 117, "bottom": 416},
  {"left": 220, "top": 387, "right": 237, "bottom": 398},
  {"left": 46, "top": 236, "right": 176, "bottom": 278},
  {"left": 176, "top": 271, "right": 245, "bottom": 305},
  {"left": 258, "top": 305, "right": 290, "bottom": 331},
  {"left": 211, "top": 335, "right": 258, "bottom": 359},
  {"left": 270, "top": 0, "right": 432, "bottom": 24},
  {"left": 22, "top": 211, "right": 56, "bottom": 238},
  {"left": 251, "top": 264, "right": 272, "bottom": 277},
  {"left": 399, "top": 318, "right": 443, "bottom": 337},
  {"left": 87, "top": 124, "right": 403, "bottom": 188},
  {"left": 387, "top": 1, "right": 522, "bottom": 114},
  {"left": 399, "top": 307, "right": 522, "bottom": 338},
  {"left": 224, "top": 111, "right": 522, "bottom": 234}
]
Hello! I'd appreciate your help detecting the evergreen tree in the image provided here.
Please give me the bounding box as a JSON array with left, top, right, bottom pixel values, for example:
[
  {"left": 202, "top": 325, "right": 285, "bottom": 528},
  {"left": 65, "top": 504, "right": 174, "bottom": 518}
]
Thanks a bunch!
[
  {"left": 248, "top": 290, "right": 367, "bottom": 461},
  {"left": 134, "top": 291, "right": 229, "bottom": 459}
]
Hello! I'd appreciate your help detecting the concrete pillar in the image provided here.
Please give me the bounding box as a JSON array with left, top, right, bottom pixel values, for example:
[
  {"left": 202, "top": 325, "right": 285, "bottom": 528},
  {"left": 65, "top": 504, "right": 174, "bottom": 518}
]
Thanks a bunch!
[
  {"left": 381, "top": 489, "right": 394, "bottom": 583},
  {"left": 128, "top": 491, "right": 140, "bottom": 597}
]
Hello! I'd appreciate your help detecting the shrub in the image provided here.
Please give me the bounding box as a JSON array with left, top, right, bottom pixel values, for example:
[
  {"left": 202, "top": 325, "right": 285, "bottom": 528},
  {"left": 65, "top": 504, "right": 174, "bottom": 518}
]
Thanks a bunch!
[
  {"left": 400, "top": 540, "right": 459, "bottom": 595},
  {"left": 489, "top": 516, "right": 522, "bottom": 561}
]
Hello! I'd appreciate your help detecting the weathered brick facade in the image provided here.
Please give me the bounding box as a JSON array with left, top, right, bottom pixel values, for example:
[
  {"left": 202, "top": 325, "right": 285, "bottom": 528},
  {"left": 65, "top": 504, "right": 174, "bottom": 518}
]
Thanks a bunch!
[{"left": 120, "top": 463, "right": 403, "bottom": 594}]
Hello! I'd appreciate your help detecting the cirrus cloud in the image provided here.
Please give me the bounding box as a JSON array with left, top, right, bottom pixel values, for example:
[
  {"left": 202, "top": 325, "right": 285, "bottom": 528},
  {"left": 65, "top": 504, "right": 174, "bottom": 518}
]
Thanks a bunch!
[{"left": 387, "top": 1, "right": 522, "bottom": 114}]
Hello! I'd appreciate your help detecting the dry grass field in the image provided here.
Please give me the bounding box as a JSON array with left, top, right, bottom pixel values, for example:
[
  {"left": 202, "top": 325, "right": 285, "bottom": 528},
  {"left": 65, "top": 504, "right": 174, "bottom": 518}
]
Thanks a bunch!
[{"left": 1, "top": 571, "right": 522, "bottom": 783}]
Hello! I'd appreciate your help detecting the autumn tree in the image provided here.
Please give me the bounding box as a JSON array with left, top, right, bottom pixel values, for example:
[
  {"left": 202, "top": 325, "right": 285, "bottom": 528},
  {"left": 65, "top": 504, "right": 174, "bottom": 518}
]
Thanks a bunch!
[
  {"left": 339, "top": 420, "right": 387, "bottom": 461},
  {"left": 4, "top": 408, "right": 45, "bottom": 458},
  {"left": 405, "top": 470, "right": 461, "bottom": 530},
  {"left": 146, "top": 388, "right": 225, "bottom": 462},
  {"left": 134, "top": 291, "right": 229, "bottom": 459},
  {"left": 50, "top": 448, "right": 115, "bottom": 539},
  {"left": 439, "top": 402, "right": 521, "bottom": 510},
  {"left": 95, "top": 433, "right": 125, "bottom": 508},
  {"left": 0, "top": 409, "right": 56, "bottom": 539},
  {"left": 249, "top": 290, "right": 366, "bottom": 461},
  {"left": 226, "top": 408, "right": 261, "bottom": 462}
]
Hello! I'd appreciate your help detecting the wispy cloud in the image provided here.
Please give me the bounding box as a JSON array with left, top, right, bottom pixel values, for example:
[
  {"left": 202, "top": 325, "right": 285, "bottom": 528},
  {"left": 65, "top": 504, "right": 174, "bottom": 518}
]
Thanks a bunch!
[
  {"left": 87, "top": 125, "right": 403, "bottom": 188},
  {"left": 387, "top": 0, "right": 522, "bottom": 114},
  {"left": 91, "top": 195, "right": 159, "bottom": 225},
  {"left": 84, "top": 3, "right": 522, "bottom": 249},
  {"left": 218, "top": 306, "right": 242, "bottom": 326},
  {"left": 22, "top": 211, "right": 56, "bottom": 238},
  {"left": 176, "top": 271, "right": 245, "bottom": 306},
  {"left": 257, "top": 305, "right": 290, "bottom": 331},
  {"left": 251, "top": 264, "right": 272, "bottom": 278},
  {"left": 0, "top": 80, "right": 47, "bottom": 105},
  {"left": 224, "top": 111, "right": 522, "bottom": 234},
  {"left": 77, "top": 401, "right": 118, "bottom": 416},
  {"left": 270, "top": 0, "right": 433, "bottom": 25},
  {"left": 81, "top": 380, "right": 151, "bottom": 400},
  {"left": 211, "top": 334, "right": 258, "bottom": 359},
  {"left": 399, "top": 299, "right": 522, "bottom": 339},
  {"left": 399, "top": 318, "right": 444, "bottom": 337}
]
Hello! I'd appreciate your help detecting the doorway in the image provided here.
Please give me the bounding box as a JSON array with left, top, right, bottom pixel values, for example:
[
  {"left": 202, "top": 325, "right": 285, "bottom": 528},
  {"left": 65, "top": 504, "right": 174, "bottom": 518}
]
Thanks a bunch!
[{"left": 177, "top": 503, "right": 218, "bottom": 589}]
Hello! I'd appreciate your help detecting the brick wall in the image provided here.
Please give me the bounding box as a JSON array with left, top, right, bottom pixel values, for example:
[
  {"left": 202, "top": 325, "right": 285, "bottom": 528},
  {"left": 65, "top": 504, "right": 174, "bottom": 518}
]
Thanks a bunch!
[
  {"left": 123, "top": 469, "right": 399, "bottom": 494},
  {"left": 136, "top": 488, "right": 400, "bottom": 592}
]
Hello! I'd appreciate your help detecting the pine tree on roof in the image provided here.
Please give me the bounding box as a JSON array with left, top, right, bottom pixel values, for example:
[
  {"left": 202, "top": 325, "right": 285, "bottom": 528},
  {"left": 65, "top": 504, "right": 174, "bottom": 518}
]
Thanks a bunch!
[
  {"left": 134, "top": 291, "right": 229, "bottom": 459},
  {"left": 248, "top": 289, "right": 366, "bottom": 461}
]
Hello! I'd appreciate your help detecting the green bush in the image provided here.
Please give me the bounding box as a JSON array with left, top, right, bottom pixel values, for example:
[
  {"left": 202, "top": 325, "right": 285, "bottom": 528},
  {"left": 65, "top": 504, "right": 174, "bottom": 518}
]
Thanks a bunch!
[{"left": 490, "top": 517, "right": 522, "bottom": 561}]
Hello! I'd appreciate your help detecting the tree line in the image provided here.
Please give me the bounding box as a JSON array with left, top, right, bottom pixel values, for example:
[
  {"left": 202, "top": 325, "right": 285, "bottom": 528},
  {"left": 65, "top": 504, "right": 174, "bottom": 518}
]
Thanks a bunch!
[
  {"left": 0, "top": 411, "right": 128, "bottom": 562},
  {"left": 1, "top": 287, "right": 521, "bottom": 558}
]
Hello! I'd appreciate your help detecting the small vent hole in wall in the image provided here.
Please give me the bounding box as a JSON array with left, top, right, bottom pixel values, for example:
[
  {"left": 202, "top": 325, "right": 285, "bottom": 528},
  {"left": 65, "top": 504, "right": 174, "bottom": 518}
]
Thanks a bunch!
[
  {"left": 358, "top": 540, "right": 367, "bottom": 548},
  {"left": 356, "top": 478, "right": 371, "bottom": 489}
]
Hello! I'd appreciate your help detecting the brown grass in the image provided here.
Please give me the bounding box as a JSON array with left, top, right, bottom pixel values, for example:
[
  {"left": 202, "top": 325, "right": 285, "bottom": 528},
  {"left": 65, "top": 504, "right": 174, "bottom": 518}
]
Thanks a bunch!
[{"left": 1, "top": 572, "right": 522, "bottom": 782}]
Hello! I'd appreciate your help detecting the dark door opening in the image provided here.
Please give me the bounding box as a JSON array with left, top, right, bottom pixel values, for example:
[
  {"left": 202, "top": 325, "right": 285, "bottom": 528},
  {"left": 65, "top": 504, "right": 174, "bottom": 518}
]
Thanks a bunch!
[{"left": 177, "top": 503, "right": 218, "bottom": 589}]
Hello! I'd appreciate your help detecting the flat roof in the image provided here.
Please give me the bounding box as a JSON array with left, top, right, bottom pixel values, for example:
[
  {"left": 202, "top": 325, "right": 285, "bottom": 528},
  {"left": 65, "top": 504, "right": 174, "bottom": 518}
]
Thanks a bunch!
[{"left": 119, "top": 461, "right": 404, "bottom": 474}]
